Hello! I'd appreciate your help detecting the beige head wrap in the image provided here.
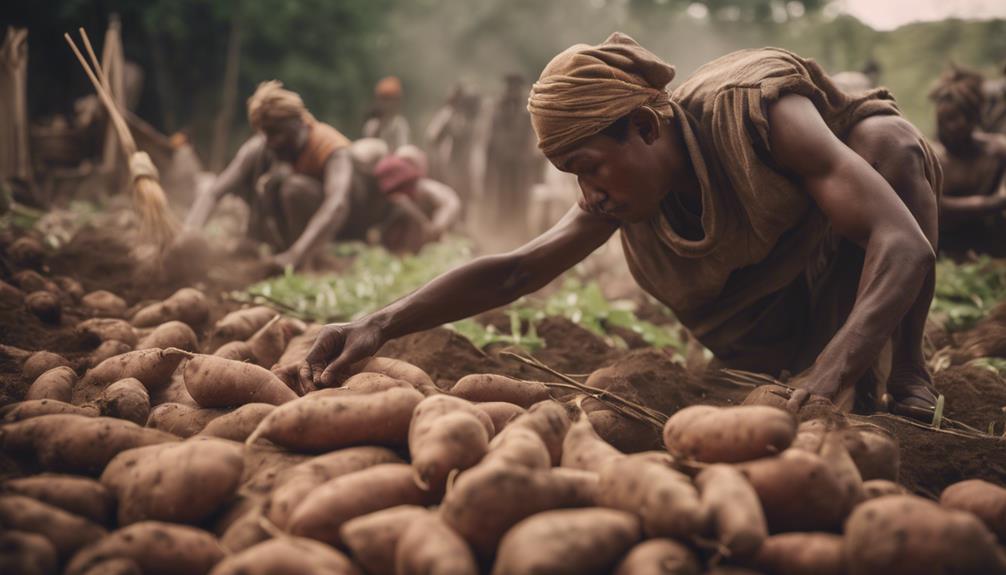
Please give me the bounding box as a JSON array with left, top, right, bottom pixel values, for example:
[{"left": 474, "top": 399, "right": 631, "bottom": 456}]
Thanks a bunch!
[
  {"left": 527, "top": 32, "right": 676, "bottom": 156},
  {"left": 247, "top": 80, "right": 315, "bottom": 132}
]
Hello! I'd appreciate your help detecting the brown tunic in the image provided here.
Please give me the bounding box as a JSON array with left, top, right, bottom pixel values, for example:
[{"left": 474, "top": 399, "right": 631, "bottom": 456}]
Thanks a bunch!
[{"left": 619, "top": 48, "right": 941, "bottom": 374}]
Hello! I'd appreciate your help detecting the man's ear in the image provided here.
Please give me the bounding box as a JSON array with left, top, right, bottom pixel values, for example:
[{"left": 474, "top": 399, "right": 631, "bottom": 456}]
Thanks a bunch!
[{"left": 629, "top": 106, "right": 662, "bottom": 145}]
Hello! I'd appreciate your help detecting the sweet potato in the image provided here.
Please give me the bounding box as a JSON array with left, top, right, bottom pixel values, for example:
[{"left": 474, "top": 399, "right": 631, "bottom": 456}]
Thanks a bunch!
[
  {"left": 483, "top": 426, "right": 552, "bottom": 469},
  {"left": 1, "top": 414, "right": 178, "bottom": 474},
  {"left": 198, "top": 403, "right": 275, "bottom": 441},
  {"left": 245, "top": 315, "right": 292, "bottom": 368},
  {"left": 25, "top": 292, "right": 60, "bottom": 323},
  {"left": 213, "top": 340, "right": 254, "bottom": 362},
  {"left": 0, "top": 278, "right": 25, "bottom": 305},
  {"left": 288, "top": 463, "right": 436, "bottom": 546},
  {"left": 477, "top": 401, "right": 526, "bottom": 433},
  {"left": 440, "top": 464, "right": 598, "bottom": 559},
  {"left": 2, "top": 474, "right": 113, "bottom": 524},
  {"left": 794, "top": 421, "right": 900, "bottom": 482},
  {"left": 146, "top": 402, "right": 226, "bottom": 437},
  {"left": 95, "top": 378, "right": 150, "bottom": 425},
  {"left": 219, "top": 506, "right": 270, "bottom": 553},
  {"left": 0, "top": 530, "right": 58, "bottom": 575},
  {"left": 409, "top": 395, "right": 492, "bottom": 495},
  {"left": 74, "top": 348, "right": 186, "bottom": 404},
  {"left": 0, "top": 495, "right": 107, "bottom": 561},
  {"left": 396, "top": 514, "right": 479, "bottom": 575},
  {"left": 26, "top": 366, "right": 76, "bottom": 402},
  {"left": 208, "top": 537, "right": 361, "bottom": 575},
  {"left": 663, "top": 405, "right": 796, "bottom": 463},
  {"left": 136, "top": 321, "right": 198, "bottom": 352},
  {"left": 750, "top": 533, "right": 845, "bottom": 575},
  {"left": 562, "top": 415, "right": 624, "bottom": 472},
  {"left": 209, "top": 306, "right": 278, "bottom": 350},
  {"left": 695, "top": 464, "right": 766, "bottom": 561},
  {"left": 54, "top": 275, "right": 84, "bottom": 301},
  {"left": 77, "top": 319, "right": 138, "bottom": 347},
  {"left": 82, "top": 291, "right": 128, "bottom": 318},
  {"left": 818, "top": 429, "right": 864, "bottom": 517},
  {"left": 174, "top": 350, "right": 298, "bottom": 407},
  {"left": 1, "top": 399, "right": 99, "bottom": 422},
  {"left": 586, "top": 407, "right": 663, "bottom": 452},
  {"left": 248, "top": 386, "right": 423, "bottom": 452},
  {"left": 845, "top": 495, "right": 1006, "bottom": 575},
  {"left": 450, "top": 373, "right": 551, "bottom": 407},
  {"left": 264, "top": 446, "right": 402, "bottom": 529},
  {"left": 22, "top": 350, "right": 71, "bottom": 381},
  {"left": 101, "top": 438, "right": 243, "bottom": 525},
  {"left": 355, "top": 356, "right": 434, "bottom": 388},
  {"left": 65, "top": 521, "right": 225, "bottom": 575},
  {"left": 342, "top": 372, "right": 414, "bottom": 393},
  {"left": 501, "top": 400, "right": 571, "bottom": 465},
  {"left": 16, "top": 270, "right": 59, "bottom": 294},
  {"left": 861, "top": 479, "right": 906, "bottom": 500},
  {"left": 131, "top": 287, "right": 209, "bottom": 328},
  {"left": 737, "top": 449, "right": 847, "bottom": 532},
  {"left": 340, "top": 505, "right": 430, "bottom": 575},
  {"left": 613, "top": 539, "right": 700, "bottom": 575},
  {"left": 79, "top": 559, "right": 141, "bottom": 575},
  {"left": 940, "top": 479, "right": 1006, "bottom": 543},
  {"left": 598, "top": 454, "right": 707, "bottom": 539},
  {"left": 8, "top": 236, "right": 45, "bottom": 268},
  {"left": 493, "top": 508, "right": 641, "bottom": 575},
  {"left": 89, "top": 340, "right": 133, "bottom": 368}
]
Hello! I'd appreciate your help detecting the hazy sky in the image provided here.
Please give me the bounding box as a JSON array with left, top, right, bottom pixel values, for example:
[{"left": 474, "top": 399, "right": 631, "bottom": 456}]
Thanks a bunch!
[{"left": 838, "top": 0, "right": 1006, "bottom": 30}]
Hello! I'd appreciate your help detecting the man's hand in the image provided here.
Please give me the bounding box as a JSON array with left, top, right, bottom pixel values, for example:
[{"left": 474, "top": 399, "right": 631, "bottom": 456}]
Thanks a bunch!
[
  {"left": 784, "top": 368, "right": 841, "bottom": 413},
  {"left": 299, "top": 320, "right": 385, "bottom": 390},
  {"left": 266, "top": 250, "right": 299, "bottom": 276}
]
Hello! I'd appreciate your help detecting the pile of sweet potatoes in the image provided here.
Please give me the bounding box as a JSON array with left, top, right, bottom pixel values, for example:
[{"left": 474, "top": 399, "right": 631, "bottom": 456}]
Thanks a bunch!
[{"left": 2, "top": 235, "right": 1006, "bottom": 575}]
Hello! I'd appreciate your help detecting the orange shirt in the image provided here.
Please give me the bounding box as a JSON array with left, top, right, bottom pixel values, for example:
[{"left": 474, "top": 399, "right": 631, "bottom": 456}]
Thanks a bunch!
[{"left": 293, "top": 121, "right": 350, "bottom": 179}]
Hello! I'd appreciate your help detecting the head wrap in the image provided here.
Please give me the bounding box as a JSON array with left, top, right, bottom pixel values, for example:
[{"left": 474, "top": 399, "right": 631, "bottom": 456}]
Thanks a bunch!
[
  {"left": 375, "top": 154, "right": 424, "bottom": 197},
  {"left": 395, "top": 144, "right": 428, "bottom": 174},
  {"left": 930, "top": 65, "right": 985, "bottom": 123},
  {"left": 527, "top": 32, "right": 676, "bottom": 156},
  {"left": 247, "top": 80, "right": 314, "bottom": 132},
  {"left": 375, "top": 76, "right": 403, "bottom": 98}
]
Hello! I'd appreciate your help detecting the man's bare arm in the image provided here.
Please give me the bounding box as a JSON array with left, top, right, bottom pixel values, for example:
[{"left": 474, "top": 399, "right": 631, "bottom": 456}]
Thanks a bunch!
[
  {"left": 302, "top": 205, "right": 618, "bottom": 384},
  {"left": 277, "top": 149, "right": 353, "bottom": 267},
  {"left": 184, "top": 137, "right": 261, "bottom": 229},
  {"left": 416, "top": 178, "right": 461, "bottom": 235},
  {"left": 768, "top": 95, "right": 935, "bottom": 398},
  {"left": 941, "top": 134, "right": 1006, "bottom": 215}
]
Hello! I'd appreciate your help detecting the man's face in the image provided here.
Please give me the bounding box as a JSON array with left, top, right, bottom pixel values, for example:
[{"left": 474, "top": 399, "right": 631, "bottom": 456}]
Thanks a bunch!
[
  {"left": 936, "top": 102, "right": 976, "bottom": 149},
  {"left": 547, "top": 122, "right": 672, "bottom": 224},
  {"left": 263, "top": 117, "right": 306, "bottom": 161}
]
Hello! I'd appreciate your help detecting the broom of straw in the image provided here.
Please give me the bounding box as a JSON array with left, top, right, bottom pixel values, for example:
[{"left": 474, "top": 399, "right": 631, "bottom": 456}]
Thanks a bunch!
[{"left": 65, "top": 28, "right": 178, "bottom": 248}]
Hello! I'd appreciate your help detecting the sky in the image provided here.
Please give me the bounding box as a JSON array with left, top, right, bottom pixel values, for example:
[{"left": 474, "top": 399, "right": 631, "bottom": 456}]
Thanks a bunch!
[{"left": 837, "top": 0, "right": 1006, "bottom": 30}]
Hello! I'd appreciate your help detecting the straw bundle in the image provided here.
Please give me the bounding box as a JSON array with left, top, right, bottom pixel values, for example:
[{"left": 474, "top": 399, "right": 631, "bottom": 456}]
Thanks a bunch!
[{"left": 65, "top": 28, "right": 178, "bottom": 247}]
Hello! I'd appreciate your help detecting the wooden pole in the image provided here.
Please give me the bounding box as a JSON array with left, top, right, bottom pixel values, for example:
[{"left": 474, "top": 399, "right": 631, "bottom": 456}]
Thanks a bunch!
[{"left": 210, "top": 5, "right": 242, "bottom": 171}]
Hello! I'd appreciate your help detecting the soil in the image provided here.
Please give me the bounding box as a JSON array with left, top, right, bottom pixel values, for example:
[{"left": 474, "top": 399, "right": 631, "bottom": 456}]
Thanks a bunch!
[{"left": 2, "top": 223, "right": 1006, "bottom": 500}]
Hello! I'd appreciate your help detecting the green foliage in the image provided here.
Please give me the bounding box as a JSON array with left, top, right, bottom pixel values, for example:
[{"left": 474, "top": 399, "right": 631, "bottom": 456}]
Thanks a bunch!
[
  {"left": 931, "top": 257, "right": 1006, "bottom": 331},
  {"left": 236, "top": 239, "right": 684, "bottom": 355}
]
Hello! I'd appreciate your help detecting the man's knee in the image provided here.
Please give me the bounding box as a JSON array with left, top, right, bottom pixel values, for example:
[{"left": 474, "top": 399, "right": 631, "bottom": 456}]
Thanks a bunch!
[{"left": 279, "top": 174, "right": 323, "bottom": 208}]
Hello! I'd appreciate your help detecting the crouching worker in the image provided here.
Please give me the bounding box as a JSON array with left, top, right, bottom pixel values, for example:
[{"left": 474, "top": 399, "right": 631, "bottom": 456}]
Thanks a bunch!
[
  {"left": 299, "top": 34, "right": 942, "bottom": 417},
  {"left": 374, "top": 145, "right": 461, "bottom": 253},
  {"left": 930, "top": 67, "right": 1006, "bottom": 255},
  {"left": 184, "top": 81, "right": 353, "bottom": 270}
]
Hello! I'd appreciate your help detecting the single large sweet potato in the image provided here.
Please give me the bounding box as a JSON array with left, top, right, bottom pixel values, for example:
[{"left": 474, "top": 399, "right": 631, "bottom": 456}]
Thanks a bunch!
[
  {"left": 207, "top": 537, "right": 360, "bottom": 575},
  {"left": 197, "top": 403, "right": 275, "bottom": 442},
  {"left": 74, "top": 348, "right": 186, "bottom": 404},
  {"left": 450, "top": 374, "right": 551, "bottom": 407},
  {"left": 340, "top": 506, "right": 429, "bottom": 575},
  {"left": 95, "top": 378, "right": 150, "bottom": 426},
  {"left": 663, "top": 405, "right": 796, "bottom": 463},
  {"left": 146, "top": 402, "right": 226, "bottom": 437},
  {"left": 65, "top": 521, "right": 225, "bottom": 575},
  {"left": 940, "top": 479, "right": 1006, "bottom": 543},
  {"left": 26, "top": 366, "right": 76, "bottom": 402},
  {"left": 130, "top": 288, "right": 209, "bottom": 329},
  {"left": 396, "top": 513, "right": 479, "bottom": 575},
  {"left": 561, "top": 415, "right": 624, "bottom": 473},
  {"left": 409, "top": 395, "right": 492, "bottom": 495},
  {"left": 2, "top": 474, "right": 113, "bottom": 524},
  {"left": 613, "top": 538, "right": 700, "bottom": 575},
  {"left": 174, "top": 350, "right": 298, "bottom": 407}
]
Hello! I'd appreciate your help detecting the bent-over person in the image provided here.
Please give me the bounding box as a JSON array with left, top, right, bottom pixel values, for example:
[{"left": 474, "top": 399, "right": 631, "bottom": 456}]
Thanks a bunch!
[
  {"left": 300, "top": 33, "right": 942, "bottom": 418},
  {"left": 931, "top": 67, "right": 1006, "bottom": 255},
  {"left": 184, "top": 81, "right": 353, "bottom": 270}
]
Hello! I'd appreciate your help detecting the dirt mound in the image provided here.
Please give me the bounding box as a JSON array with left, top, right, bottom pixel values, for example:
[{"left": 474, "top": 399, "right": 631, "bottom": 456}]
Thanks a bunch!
[{"left": 934, "top": 365, "right": 1006, "bottom": 432}]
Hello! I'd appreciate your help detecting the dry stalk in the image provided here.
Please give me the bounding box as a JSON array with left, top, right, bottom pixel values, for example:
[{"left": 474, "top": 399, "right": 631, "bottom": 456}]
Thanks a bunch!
[{"left": 500, "top": 350, "right": 667, "bottom": 428}]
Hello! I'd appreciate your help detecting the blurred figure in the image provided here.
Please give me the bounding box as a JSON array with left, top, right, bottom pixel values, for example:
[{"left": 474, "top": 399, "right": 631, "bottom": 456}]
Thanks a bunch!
[
  {"left": 183, "top": 80, "right": 354, "bottom": 270},
  {"left": 375, "top": 145, "right": 461, "bottom": 253},
  {"left": 426, "top": 83, "right": 481, "bottom": 220},
  {"left": 831, "top": 58, "right": 881, "bottom": 95},
  {"left": 931, "top": 66, "right": 1006, "bottom": 254},
  {"left": 983, "top": 61, "right": 1006, "bottom": 135},
  {"left": 363, "top": 76, "right": 410, "bottom": 151},
  {"left": 479, "top": 73, "right": 542, "bottom": 248}
]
